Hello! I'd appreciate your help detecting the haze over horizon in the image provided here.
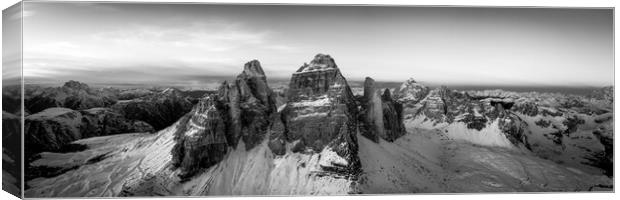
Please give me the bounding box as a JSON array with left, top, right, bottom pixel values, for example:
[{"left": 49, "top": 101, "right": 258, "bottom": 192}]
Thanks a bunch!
[{"left": 8, "top": 3, "right": 613, "bottom": 87}]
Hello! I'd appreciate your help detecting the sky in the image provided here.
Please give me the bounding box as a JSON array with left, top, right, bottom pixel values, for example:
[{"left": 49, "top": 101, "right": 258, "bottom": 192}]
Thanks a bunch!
[
  {"left": 2, "top": 2, "right": 22, "bottom": 86},
  {"left": 14, "top": 2, "right": 614, "bottom": 87}
]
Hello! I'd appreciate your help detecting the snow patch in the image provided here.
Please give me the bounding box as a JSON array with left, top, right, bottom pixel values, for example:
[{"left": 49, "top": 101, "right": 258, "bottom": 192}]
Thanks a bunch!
[
  {"left": 292, "top": 112, "right": 328, "bottom": 120},
  {"left": 290, "top": 95, "right": 332, "bottom": 107},
  {"left": 277, "top": 104, "right": 287, "bottom": 112},
  {"left": 443, "top": 121, "right": 516, "bottom": 149},
  {"left": 404, "top": 114, "right": 449, "bottom": 130},
  {"left": 318, "top": 147, "right": 349, "bottom": 167},
  {"left": 295, "top": 65, "right": 337, "bottom": 74}
]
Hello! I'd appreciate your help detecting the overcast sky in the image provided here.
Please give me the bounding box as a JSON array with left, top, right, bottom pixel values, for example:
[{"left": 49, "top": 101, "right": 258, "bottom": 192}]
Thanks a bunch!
[
  {"left": 18, "top": 2, "right": 613, "bottom": 87},
  {"left": 2, "top": 3, "right": 22, "bottom": 86}
]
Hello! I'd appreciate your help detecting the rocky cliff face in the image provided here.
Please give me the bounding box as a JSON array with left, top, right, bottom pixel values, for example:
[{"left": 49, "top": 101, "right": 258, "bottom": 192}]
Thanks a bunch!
[
  {"left": 25, "top": 108, "right": 86, "bottom": 158},
  {"left": 274, "top": 54, "right": 361, "bottom": 175},
  {"left": 171, "top": 60, "right": 277, "bottom": 178},
  {"left": 112, "top": 88, "right": 194, "bottom": 130},
  {"left": 80, "top": 108, "right": 155, "bottom": 138},
  {"left": 171, "top": 55, "right": 417, "bottom": 179},
  {"left": 24, "top": 107, "right": 154, "bottom": 159},
  {"left": 172, "top": 55, "right": 366, "bottom": 181},
  {"left": 219, "top": 60, "right": 277, "bottom": 149},
  {"left": 172, "top": 55, "right": 417, "bottom": 180},
  {"left": 380, "top": 89, "right": 406, "bottom": 142},
  {"left": 171, "top": 95, "right": 228, "bottom": 179},
  {"left": 359, "top": 77, "right": 384, "bottom": 142},
  {"left": 359, "top": 77, "right": 405, "bottom": 142},
  {"left": 396, "top": 78, "right": 429, "bottom": 107}
]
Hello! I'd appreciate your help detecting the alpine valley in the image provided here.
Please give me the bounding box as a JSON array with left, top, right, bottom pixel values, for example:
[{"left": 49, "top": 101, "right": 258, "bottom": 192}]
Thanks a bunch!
[{"left": 12, "top": 54, "right": 613, "bottom": 197}]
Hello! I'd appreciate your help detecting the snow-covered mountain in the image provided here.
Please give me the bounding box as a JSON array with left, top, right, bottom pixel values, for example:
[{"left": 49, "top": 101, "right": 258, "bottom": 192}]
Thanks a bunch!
[
  {"left": 396, "top": 80, "right": 614, "bottom": 177},
  {"left": 24, "top": 54, "right": 614, "bottom": 197}
]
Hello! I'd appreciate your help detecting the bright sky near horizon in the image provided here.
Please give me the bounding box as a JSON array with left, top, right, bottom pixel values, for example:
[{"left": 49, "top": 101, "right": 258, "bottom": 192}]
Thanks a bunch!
[{"left": 10, "top": 2, "right": 614, "bottom": 87}]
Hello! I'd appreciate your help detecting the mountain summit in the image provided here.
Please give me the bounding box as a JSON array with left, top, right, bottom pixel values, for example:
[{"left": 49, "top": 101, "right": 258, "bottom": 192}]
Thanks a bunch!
[
  {"left": 276, "top": 54, "right": 361, "bottom": 176},
  {"left": 296, "top": 54, "right": 338, "bottom": 73}
]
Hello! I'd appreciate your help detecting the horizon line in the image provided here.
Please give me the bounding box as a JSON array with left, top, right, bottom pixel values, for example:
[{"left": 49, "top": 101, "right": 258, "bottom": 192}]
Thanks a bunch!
[{"left": 14, "top": 77, "right": 614, "bottom": 88}]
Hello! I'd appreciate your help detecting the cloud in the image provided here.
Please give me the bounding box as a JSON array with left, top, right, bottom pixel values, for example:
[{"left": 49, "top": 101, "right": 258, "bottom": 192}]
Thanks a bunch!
[
  {"left": 23, "top": 18, "right": 306, "bottom": 84},
  {"left": 22, "top": 55, "right": 240, "bottom": 85},
  {"left": 91, "top": 21, "right": 271, "bottom": 52},
  {"left": 262, "top": 44, "right": 300, "bottom": 51}
]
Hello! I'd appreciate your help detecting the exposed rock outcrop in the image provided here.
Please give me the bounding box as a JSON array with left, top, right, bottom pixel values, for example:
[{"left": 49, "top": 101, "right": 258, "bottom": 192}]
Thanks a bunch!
[
  {"left": 359, "top": 77, "right": 384, "bottom": 142},
  {"left": 396, "top": 78, "right": 429, "bottom": 108},
  {"left": 24, "top": 81, "right": 204, "bottom": 132},
  {"left": 397, "top": 82, "right": 531, "bottom": 148},
  {"left": 359, "top": 77, "right": 406, "bottom": 142},
  {"left": 380, "top": 89, "right": 406, "bottom": 142},
  {"left": 112, "top": 88, "right": 193, "bottom": 130},
  {"left": 275, "top": 54, "right": 361, "bottom": 175},
  {"left": 80, "top": 108, "right": 155, "bottom": 138},
  {"left": 218, "top": 60, "right": 277, "bottom": 149},
  {"left": 398, "top": 81, "right": 613, "bottom": 177},
  {"left": 171, "top": 95, "right": 228, "bottom": 179},
  {"left": 267, "top": 113, "right": 287, "bottom": 156},
  {"left": 25, "top": 108, "right": 87, "bottom": 158},
  {"left": 171, "top": 60, "right": 277, "bottom": 178},
  {"left": 25, "top": 80, "right": 118, "bottom": 114},
  {"left": 24, "top": 107, "right": 154, "bottom": 159}
]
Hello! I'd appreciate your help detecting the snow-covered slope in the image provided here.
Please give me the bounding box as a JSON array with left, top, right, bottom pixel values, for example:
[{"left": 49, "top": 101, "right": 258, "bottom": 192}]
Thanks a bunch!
[
  {"left": 178, "top": 140, "right": 356, "bottom": 196},
  {"left": 25, "top": 121, "right": 178, "bottom": 197},
  {"left": 358, "top": 127, "right": 612, "bottom": 193},
  {"left": 397, "top": 82, "right": 613, "bottom": 179},
  {"left": 26, "top": 117, "right": 612, "bottom": 197},
  {"left": 25, "top": 127, "right": 358, "bottom": 197}
]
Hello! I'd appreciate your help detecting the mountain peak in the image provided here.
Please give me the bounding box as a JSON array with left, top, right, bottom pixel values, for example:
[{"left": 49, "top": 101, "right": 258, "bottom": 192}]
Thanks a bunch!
[
  {"left": 296, "top": 53, "right": 338, "bottom": 73},
  {"left": 310, "top": 54, "right": 337, "bottom": 66},
  {"left": 399, "top": 78, "right": 426, "bottom": 91},
  {"left": 396, "top": 77, "right": 430, "bottom": 104},
  {"left": 405, "top": 78, "right": 419, "bottom": 84},
  {"left": 242, "top": 60, "right": 266, "bottom": 77},
  {"left": 382, "top": 88, "right": 392, "bottom": 101},
  {"left": 62, "top": 80, "right": 90, "bottom": 90}
]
